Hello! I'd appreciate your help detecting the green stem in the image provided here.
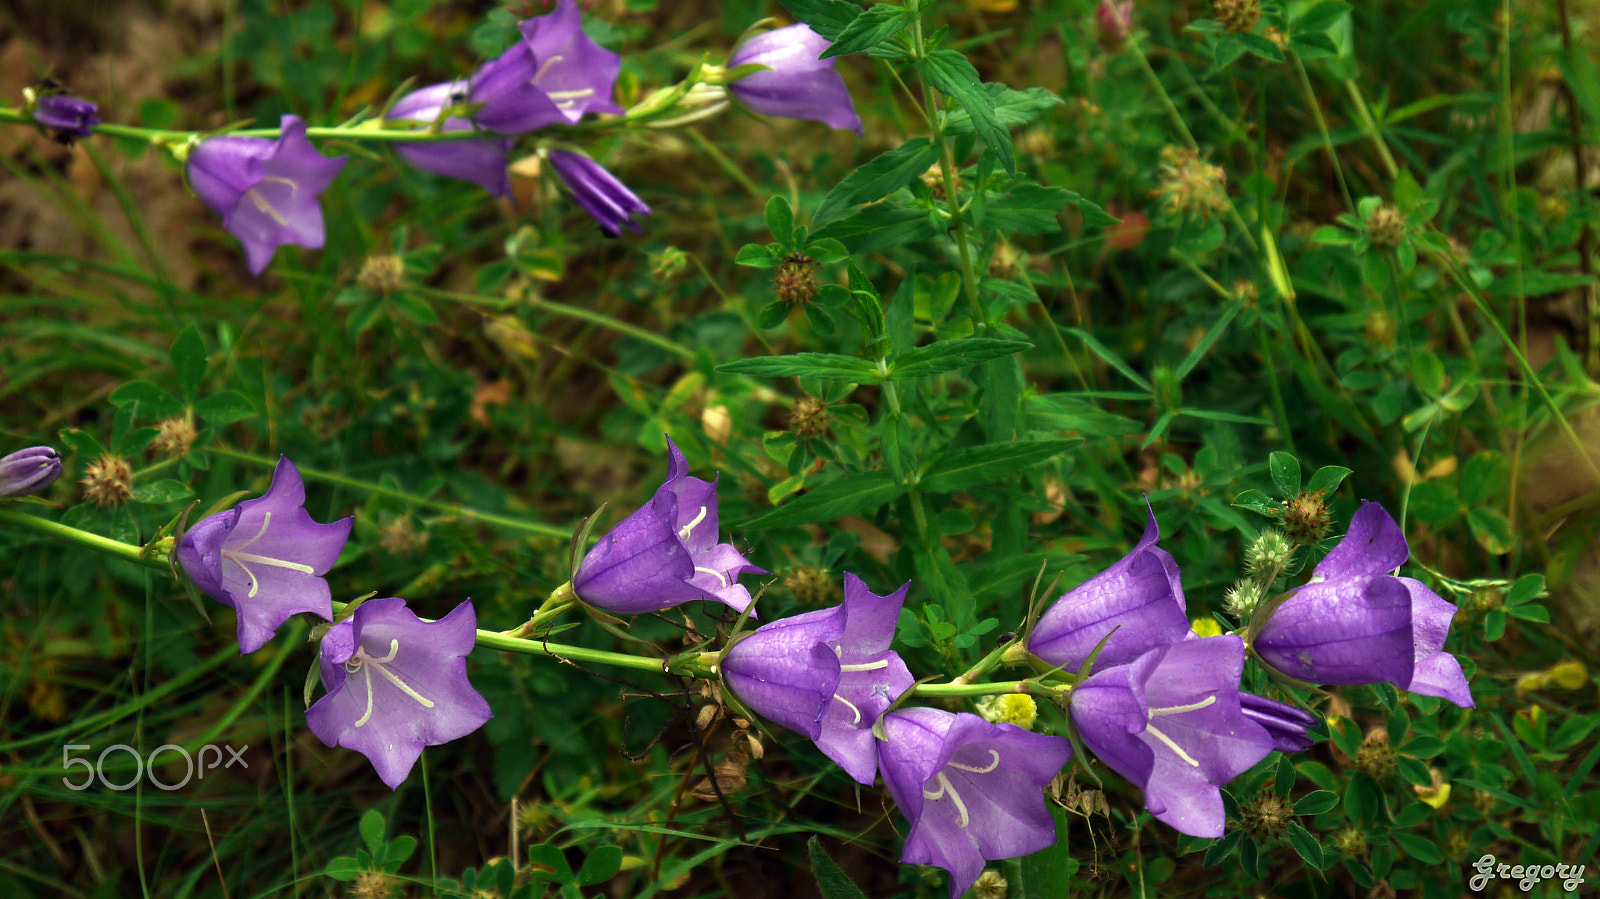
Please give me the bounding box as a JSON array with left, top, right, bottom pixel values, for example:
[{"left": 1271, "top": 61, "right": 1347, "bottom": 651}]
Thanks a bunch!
[
  {"left": 0, "top": 506, "right": 166, "bottom": 569},
  {"left": 422, "top": 287, "right": 695, "bottom": 361},
  {"left": 204, "top": 447, "right": 570, "bottom": 538}
]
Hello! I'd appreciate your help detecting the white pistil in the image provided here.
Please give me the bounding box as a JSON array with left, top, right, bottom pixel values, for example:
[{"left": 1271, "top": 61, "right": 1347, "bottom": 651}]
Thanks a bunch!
[
  {"left": 346, "top": 638, "right": 435, "bottom": 728},
  {"left": 1149, "top": 695, "right": 1217, "bottom": 717},
  {"left": 693, "top": 566, "right": 728, "bottom": 588},
  {"left": 1143, "top": 696, "right": 1215, "bottom": 767},
  {"left": 947, "top": 749, "right": 1001, "bottom": 774},
  {"left": 221, "top": 512, "right": 316, "bottom": 597},
  {"left": 833, "top": 693, "right": 861, "bottom": 725},
  {"left": 923, "top": 772, "right": 971, "bottom": 828},
  {"left": 678, "top": 505, "right": 708, "bottom": 542},
  {"left": 1145, "top": 723, "right": 1201, "bottom": 767},
  {"left": 838, "top": 659, "right": 890, "bottom": 673}
]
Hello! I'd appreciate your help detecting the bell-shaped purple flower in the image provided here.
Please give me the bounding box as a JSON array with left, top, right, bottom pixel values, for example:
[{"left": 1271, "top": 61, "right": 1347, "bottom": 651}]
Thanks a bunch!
[
  {"left": 727, "top": 24, "right": 864, "bottom": 135},
  {"left": 305, "top": 598, "right": 493, "bottom": 789},
  {"left": 548, "top": 150, "right": 650, "bottom": 235},
  {"left": 1068, "top": 635, "right": 1275, "bottom": 837},
  {"left": 1252, "top": 501, "right": 1473, "bottom": 707},
  {"left": 1239, "top": 692, "right": 1319, "bottom": 753},
  {"left": 1027, "top": 504, "right": 1192, "bottom": 672},
  {"left": 33, "top": 94, "right": 100, "bottom": 143},
  {"left": 175, "top": 457, "right": 352, "bottom": 654},
  {"left": 877, "top": 708, "right": 1073, "bottom": 899},
  {"left": 385, "top": 81, "right": 514, "bottom": 197},
  {"left": 188, "top": 115, "right": 348, "bottom": 275},
  {"left": 573, "top": 437, "right": 763, "bottom": 615},
  {"left": 0, "top": 446, "right": 62, "bottom": 497},
  {"left": 467, "top": 0, "right": 624, "bottom": 135},
  {"left": 723, "top": 573, "right": 914, "bottom": 783}
]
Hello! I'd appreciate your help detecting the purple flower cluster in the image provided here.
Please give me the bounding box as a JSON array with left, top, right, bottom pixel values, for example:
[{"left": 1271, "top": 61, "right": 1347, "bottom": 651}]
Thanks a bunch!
[
  {"left": 176, "top": 457, "right": 490, "bottom": 789},
  {"left": 709, "top": 497, "right": 1470, "bottom": 894}
]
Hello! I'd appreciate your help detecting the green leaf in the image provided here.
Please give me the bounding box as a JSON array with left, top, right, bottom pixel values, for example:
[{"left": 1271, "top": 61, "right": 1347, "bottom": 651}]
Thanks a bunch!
[
  {"left": 1232, "top": 488, "right": 1281, "bottom": 517},
  {"left": 975, "top": 182, "right": 1069, "bottom": 234},
  {"left": 764, "top": 196, "right": 795, "bottom": 246},
  {"left": 812, "top": 200, "right": 941, "bottom": 254},
  {"left": 719, "top": 353, "right": 883, "bottom": 383},
  {"left": 1286, "top": 821, "right": 1324, "bottom": 869},
  {"left": 1016, "top": 803, "right": 1076, "bottom": 893},
  {"left": 1400, "top": 735, "right": 1445, "bottom": 758},
  {"left": 919, "top": 49, "right": 1015, "bottom": 175},
  {"left": 1294, "top": 0, "right": 1351, "bottom": 34},
  {"left": 1466, "top": 506, "right": 1514, "bottom": 555},
  {"left": 1305, "top": 465, "right": 1353, "bottom": 496},
  {"left": 386, "top": 835, "right": 417, "bottom": 868},
  {"left": 359, "top": 810, "right": 385, "bottom": 858},
  {"left": 1269, "top": 451, "right": 1302, "bottom": 498},
  {"left": 576, "top": 845, "right": 623, "bottom": 885},
  {"left": 941, "top": 84, "right": 1063, "bottom": 136},
  {"left": 921, "top": 440, "right": 1077, "bottom": 493},
  {"left": 778, "top": 0, "right": 860, "bottom": 40},
  {"left": 131, "top": 480, "right": 192, "bottom": 504},
  {"left": 108, "top": 380, "right": 185, "bottom": 419},
  {"left": 886, "top": 264, "right": 916, "bottom": 355},
  {"left": 1203, "top": 830, "right": 1244, "bottom": 867},
  {"left": 1064, "top": 190, "right": 1120, "bottom": 228},
  {"left": 1505, "top": 573, "right": 1546, "bottom": 606},
  {"left": 323, "top": 858, "right": 361, "bottom": 882},
  {"left": 1312, "top": 224, "right": 1358, "bottom": 246},
  {"left": 819, "top": 4, "right": 913, "bottom": 59},
  {"left": 813, "top": 138, "right": 942, "bottom": 228},
  {"left": 1067, "top": 328, "right": 1151, "bottom": 391},
  {"left": 889, "top": 338, "right": 1031, "bottom": 380},
  {"left": 1390, "top": 832, "right": 1442, "bottom": 864},
  {"left": 758, "top": 300, "right": 791, "bottom": 329},
  {"left": 736, "top": 243, "right": 781, "bottom": 267},
  {"left": 1236, "top": 32, "right": 1284, "bottom": 62},
  {"left": 171, "top": 324, "right": 207, "bottom": 403},
  {"left": 1293, "top": 789, "right": 1339, "bottom": 816},
  {"left": 743, "top": 469, "right": 906, "bottom": 529},
  {"left": 882, "top": 412, "right": 914, "bottom": 482},
  {"left": 194, "top": 391, "right": 258, "bottom": 425},
  {"left": 807, "top": 837, "right": 868, "bottom": 899}
]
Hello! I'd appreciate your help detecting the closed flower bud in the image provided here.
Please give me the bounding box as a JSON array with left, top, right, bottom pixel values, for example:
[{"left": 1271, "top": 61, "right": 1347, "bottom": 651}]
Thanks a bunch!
[
  {"left": 1237, "top": 792, "right": 1293, "bottom": 843},
  {"left": 1244, "top": 529, "right": 1294, "bottom": 577},
  {"left": 1223, "top": 580, "right": 1264, "bottom": 618},
  {"left": 773, "top": 253, "right": 819, "bottom": 308},
  {"left": 1282, "top": 490, "right": 1332, "bottom": 544},
  {"left": 1095, "top": 1, "right": 1134, "bottom": 52},
  {"left": 150, "top": 416, "right": 198, "bottom": 459},
  {"left": 1214, "top": 0, "right": 1260, "bottom": 33},
  {"left": 30, "top": 91, "right": 100, "bottom": 144},
  {"left": 0, "top": 446, "right": 63, "bottom": 497},
  {"left": 1365, "top": 203, "right": 1406, "bottom": 248}
]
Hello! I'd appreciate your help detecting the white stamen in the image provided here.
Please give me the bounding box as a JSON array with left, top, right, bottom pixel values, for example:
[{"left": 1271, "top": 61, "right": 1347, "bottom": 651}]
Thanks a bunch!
[
  {"left": 243, "top": 188, "right": 289, "bottom": 225},
  {"left": 678, "top": 506, "right": 708, "bottom": 542},
  {"left": 221, "top": 512, "right": 316, "bottom": 597},
  {"left": 346, "top": 638, "right": 435, "bottom": 728},
  {"left": 833, "top": 694, "right": 861, "bottom": 725},
  {"left": 839, "top": 659, "right": 890, "bottom": 673},
  {"left": 947, "top": 750, "right": 1001, "bottom": 774},
  {"left": 1145, "top": 723, "right": 1201, "bottom": 767},
  {"left": 1149, "top": 695, "right": 1218, "bottom": 717},
  {"left": 693, "top": 566, "right": 728, "bottom": 588},
  {"left": 922, "top": 772, "right": 971, "bottom": 828}
]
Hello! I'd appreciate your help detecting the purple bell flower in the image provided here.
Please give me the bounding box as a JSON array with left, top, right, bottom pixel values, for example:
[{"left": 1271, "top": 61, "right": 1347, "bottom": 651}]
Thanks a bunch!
[
  {"left": 33, "top": 94, "right": 100, "bottom": 143},
  {"left": 573, "top": 437, "right": 763, "bottom": 615},
  {"left": 188, "top": 115, "right": 348, "bottom": 275},
  {"left": 877, "top": 707, "right": 1073, "bottom": 899},
  {"left": 1238, "top": 692, "right": 1318, "bottom": 753},
  {"left": 175, "top": 457, "right": 352, "bottom": 654},
  {"left": 1068, "top": 635, "right": 1275, "bottom": 837},
  {"left": 1027, "top": 504, "right": 1193, "bottom": 672},
  {"left": 723, "top": 573, "right": 914, "bottom": 783},
  {"left": 0, "top": 446, "right": 62, "bottom": 497},
  {"left": 305, "top": 598, "right": 493, "bottom": 789},
  {"left": 467, "top": 0, "right": 624, "bottom": 135},
  {"left": 386, "top": 81, "right": 514, "bottom": 197},
  {"left": 1252, "top": 501, "right": 1473, "bottom": 707},
  {"left": 727, "top": 24, "right": 864, "bottom": 135},
  {"left": 548, "top": 150, "right": 650, "bottom": 235}
]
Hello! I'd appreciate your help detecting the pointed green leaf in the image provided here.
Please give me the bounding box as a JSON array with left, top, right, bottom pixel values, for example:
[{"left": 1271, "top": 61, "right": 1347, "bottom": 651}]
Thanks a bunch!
[
  {"left": 1269, "top": 451, "right": 1302, "bottom": 498},
  {"left": 719, "top": 353, "right": 884, "bottom": 383},
  {"left": 765, "top": 196, "right": 795, "bottom": 246},
  {"left": 919, "top": 49, "right": 1015, "bottom": 175},
  {"left": 813, "top": 138, "right": 942, "bottom": 227},
  {"left": 819, "top": 4, "right": 913, "bottom": 59},
  {"left": 921, "top": 439, "right": 1078, "bottom": 493},
  {"left": 889, "top": 338, "right": 1031, "bottom": 380},
  {"left": 807, "top": 837, "right": 869, "bottom": 899},
  {"left": 743, "top": 469, "right": 906, "bottom": 528},
  {"left": 171, "top": 325, "right": 206, "bottom": 404}
]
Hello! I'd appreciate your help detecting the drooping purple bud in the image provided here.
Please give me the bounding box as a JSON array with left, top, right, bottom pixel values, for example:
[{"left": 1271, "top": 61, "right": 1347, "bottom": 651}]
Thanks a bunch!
[
  {"left": 548, "top": 150, "right": 650, "bottom": 236},
  {"left": 33, "top": 94, "right": 100, "bottom": 143},
  {"left": 1238, "top": 692, "right": 1319, "bottom": 753},
  {"left": 0, "top": 446, "right": 62, "bottom": 497}
]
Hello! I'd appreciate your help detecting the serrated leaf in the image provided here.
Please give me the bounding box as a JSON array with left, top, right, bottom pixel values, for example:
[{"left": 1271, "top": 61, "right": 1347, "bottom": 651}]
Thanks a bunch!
[
  {"left": 975, "top": 182, "right": 1069, "bottom": 234},
  {"left": 171, "top": 325, "right": 207, "bottom": 404},
  {"left": 813, "top": 138, "right": 942, "bottom": 227},
  {"left": 920, "top": 49, "right": 1015, "bottom": 175},
  {"left": 941, "top": 84, "right": 1063, "bottom": 136},
  {"left": 194, "top": 391, "right": 258, "bottom": 425},
  {"left": 807, "top": 837, "right": 868, "bottom": 899},
  {"left": 719, "top": 353, "right": 883, "bottom": 383},
  {"left": 920, "top": 439, "right": 1077, "bottom": 493},
  {"left": 109, "top": 380, "right": 185, "bottom": 419},
  {"left": 1286, "top": 822, "right": 1324, "bottom": 869},
  {"left": 820, "top": 4, "right": 912, "bottom": 59},
  {"left": 131, "top": 480, "right": 192, "bottom": 504},
  {"left": 889, "top": 338, "right": 1031, "bottom": 380},
  {"left": 778, "top": 0, "right": 860, "bottom": 40},
  {"left": 743, "top": 469, "right": 906, "bottom": 529},
  {"left": 1065, "top": 190, "right": 1120, "bottom": 227},
  {"left": 1269, "top": 452, "right": 1302, "bottom": 498},
  {"left": 737, "top": 243, "right": 781, "bottom": 267}
]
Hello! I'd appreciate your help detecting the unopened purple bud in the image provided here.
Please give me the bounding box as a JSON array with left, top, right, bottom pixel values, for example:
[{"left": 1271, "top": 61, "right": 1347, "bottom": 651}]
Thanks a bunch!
[
  {"left": 1096, "top": 1, "right": 1134, "bottom": 52},
  {"left": 33, "top": 94, "right": 100, "bottom": 143},
  {"left": 548, "top": 150, "right": 650, "bottom": 236},
  {"left": 0, "top": 446, "right": 62, "bottom": 497},
  {"left": 727, "top": 24, "right": 864, "bottom": 136}
]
